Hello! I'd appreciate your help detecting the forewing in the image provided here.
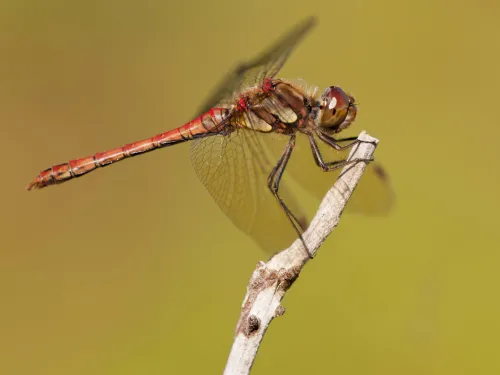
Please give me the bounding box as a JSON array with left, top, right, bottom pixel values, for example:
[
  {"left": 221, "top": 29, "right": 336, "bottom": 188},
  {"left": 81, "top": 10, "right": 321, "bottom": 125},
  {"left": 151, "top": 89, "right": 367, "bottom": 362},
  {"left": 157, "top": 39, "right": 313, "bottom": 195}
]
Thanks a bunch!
[
  {"left": 190, "top": 128, "right": 309, "bottom": 253},
  {"left": 197, "top": 16, "right": 317, "bottom": 115}
]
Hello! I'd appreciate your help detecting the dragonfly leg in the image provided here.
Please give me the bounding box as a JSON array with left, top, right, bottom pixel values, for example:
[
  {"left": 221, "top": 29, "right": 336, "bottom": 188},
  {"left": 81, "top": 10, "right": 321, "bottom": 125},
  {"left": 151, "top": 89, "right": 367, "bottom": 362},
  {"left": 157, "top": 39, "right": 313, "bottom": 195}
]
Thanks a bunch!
[
  {"left": 309, "top": 134, "right": 374, "bottom": 172},
  {"left": 267, "top": 133, "right": 312, "bottom": 257},
  {"left": 317, "top": 131, "right": 377, "bottom": 151}
]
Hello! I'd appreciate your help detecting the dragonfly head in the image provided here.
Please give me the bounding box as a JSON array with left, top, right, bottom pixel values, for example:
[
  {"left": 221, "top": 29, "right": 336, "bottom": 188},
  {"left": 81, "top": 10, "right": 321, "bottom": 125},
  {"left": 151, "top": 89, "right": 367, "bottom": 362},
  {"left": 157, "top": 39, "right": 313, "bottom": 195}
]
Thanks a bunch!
[{"left": 317, "top": 86, "right": 357, "bottom": 133}]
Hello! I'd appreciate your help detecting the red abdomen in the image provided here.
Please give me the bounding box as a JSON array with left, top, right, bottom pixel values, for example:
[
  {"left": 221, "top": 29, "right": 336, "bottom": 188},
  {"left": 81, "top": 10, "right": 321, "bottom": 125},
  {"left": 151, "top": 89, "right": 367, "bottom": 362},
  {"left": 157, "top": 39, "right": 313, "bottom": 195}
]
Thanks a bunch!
[{"left": 26, "top": 108, "right": 229, "bottom": 190}]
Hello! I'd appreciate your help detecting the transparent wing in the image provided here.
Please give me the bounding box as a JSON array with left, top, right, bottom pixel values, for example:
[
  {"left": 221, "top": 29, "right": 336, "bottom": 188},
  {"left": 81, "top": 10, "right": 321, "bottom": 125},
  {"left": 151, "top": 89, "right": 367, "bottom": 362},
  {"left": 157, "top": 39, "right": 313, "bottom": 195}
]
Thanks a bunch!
[
  {"left": 197, "top": 16, "right": 317, "bottom": 115},
  {"left": 190, "top": 127, "right": 308, "bottom": 253},
  {"left": 262, "top": 132, "right": 395, "bottom": 215}
]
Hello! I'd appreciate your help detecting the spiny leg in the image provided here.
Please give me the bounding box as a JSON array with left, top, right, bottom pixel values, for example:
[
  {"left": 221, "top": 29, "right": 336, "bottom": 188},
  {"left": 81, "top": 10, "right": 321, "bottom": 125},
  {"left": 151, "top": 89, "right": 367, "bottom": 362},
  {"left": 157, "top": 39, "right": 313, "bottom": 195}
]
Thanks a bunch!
[
  {"left": 310, "top": 133, "right": 374, "bottom": 171},
  {"left": 317, "top": 132, "right": 377, "bottom": 152},
  {"left": 267, "top": 134, "right": 311, "bottom": 257},
  {"left": 267, "top": 134, "right": 305, "bottom": 228}
]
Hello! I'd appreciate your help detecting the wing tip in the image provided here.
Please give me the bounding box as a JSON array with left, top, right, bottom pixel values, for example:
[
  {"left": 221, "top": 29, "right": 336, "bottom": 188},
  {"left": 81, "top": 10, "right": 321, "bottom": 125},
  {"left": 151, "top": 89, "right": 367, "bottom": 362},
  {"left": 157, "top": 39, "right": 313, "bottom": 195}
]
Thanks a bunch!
[{"left": 372, "top": 163, "right": 389, "bottom": 182}]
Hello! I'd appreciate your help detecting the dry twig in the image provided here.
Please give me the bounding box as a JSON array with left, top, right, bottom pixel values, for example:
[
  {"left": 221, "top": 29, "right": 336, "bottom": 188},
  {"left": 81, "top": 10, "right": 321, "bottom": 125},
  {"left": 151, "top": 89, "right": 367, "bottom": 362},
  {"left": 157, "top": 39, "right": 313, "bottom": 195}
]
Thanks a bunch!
[{"left": 223, "top": 131, "right": 379, "bottom": 375}]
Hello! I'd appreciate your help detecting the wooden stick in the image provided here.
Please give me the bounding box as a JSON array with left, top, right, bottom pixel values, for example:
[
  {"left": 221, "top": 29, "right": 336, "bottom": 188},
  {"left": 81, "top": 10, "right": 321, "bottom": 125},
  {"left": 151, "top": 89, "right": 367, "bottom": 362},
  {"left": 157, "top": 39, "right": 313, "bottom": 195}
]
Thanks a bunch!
[{"left": 223, "top": 131, "right": 379, "bottom": 375}]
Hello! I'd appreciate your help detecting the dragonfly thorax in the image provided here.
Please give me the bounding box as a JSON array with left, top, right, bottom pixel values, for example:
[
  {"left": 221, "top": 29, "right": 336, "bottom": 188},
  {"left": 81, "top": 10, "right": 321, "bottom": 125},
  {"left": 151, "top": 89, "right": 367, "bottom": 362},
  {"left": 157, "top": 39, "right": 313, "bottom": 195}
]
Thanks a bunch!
[{"left": 234, "top": 79, "right": 312, "bottom": 134}]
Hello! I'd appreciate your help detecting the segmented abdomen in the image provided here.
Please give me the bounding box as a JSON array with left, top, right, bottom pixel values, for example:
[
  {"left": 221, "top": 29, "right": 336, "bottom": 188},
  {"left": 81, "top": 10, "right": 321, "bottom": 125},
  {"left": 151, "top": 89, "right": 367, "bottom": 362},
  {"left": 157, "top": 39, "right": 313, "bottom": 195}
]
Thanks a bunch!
[{"left": 26, "top": 108, "right": 229, "bottom": 190}]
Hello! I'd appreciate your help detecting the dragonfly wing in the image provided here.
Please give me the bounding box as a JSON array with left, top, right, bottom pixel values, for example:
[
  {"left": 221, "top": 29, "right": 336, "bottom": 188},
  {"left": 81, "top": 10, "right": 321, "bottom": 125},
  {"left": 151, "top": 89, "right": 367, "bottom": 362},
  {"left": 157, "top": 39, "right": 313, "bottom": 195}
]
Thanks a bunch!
[
  {"left": 345, "top": 161, "right": 395, "bottom": 215},
  {"left": 197, "top": 16, "right": 317, "bottom": 115},
  {"left": 261, "top": 133, "right": 395, "bottom": 216},
  {"left": 190, "top": 128, "right": 308, "bottom": 253}
]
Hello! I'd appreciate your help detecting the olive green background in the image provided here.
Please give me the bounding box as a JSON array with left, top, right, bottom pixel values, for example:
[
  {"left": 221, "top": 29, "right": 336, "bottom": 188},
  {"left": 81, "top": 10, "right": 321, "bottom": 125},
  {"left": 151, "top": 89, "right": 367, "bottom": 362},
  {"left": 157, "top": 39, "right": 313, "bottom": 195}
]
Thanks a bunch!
[{"left": 1, "top": 0, "right": 499, "bottom": 374}]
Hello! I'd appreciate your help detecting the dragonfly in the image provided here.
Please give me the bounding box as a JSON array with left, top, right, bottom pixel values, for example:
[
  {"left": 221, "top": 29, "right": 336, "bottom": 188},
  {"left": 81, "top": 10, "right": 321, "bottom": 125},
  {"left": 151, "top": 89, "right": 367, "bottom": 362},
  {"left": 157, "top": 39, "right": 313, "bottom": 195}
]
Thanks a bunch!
[{"left": 26, "top": 17, "right": 393, "bottom": 253}]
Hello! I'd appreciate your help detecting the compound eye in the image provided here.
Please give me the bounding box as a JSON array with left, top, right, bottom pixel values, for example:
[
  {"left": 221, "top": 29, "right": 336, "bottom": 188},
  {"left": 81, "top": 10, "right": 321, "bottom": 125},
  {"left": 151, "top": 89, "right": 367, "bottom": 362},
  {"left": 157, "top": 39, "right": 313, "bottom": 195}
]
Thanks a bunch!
[{"left": 320, "top": 86, "right": 351, "bottom": 127}]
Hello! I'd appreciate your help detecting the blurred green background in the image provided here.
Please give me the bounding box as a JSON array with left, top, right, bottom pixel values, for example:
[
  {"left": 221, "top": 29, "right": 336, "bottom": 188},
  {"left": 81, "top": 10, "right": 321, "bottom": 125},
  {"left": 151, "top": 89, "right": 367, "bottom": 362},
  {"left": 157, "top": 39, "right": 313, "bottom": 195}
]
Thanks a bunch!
[{"left": 1, "top": 0, "right": 499, "bottom": 374}]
